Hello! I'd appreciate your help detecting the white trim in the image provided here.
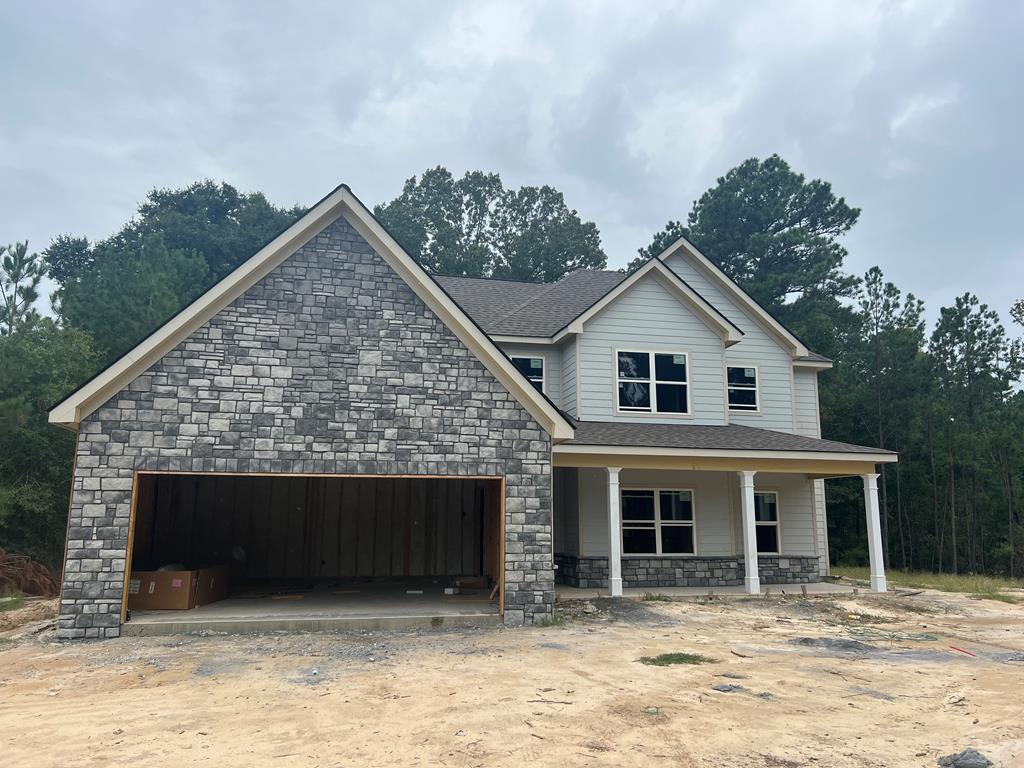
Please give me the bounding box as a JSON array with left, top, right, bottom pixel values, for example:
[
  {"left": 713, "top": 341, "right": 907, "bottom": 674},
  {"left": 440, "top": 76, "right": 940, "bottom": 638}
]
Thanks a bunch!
[
  {"left": 607, "top": 467, "right": 623, "bottom": 597},
  {"left": 491, "top": 334, "right": 551, "bottom": 344},
  {"left": 553, "top": 259, "right": 743, "bottom": 345},
  {"left": 753, "top": 489, "right": 781, "bottom": 555},
  {"left": 793, "top": 359, "right": 833, "bottom": 370},
  {"left": 862, "top": 473, "right": 887, "bottom": 592},
  {"left": 656, "top": 237, "right": 810, "bottom": 357},
  {"left": 619, "top": 485, "right": 697, "bottom": 556},
  {"left": 553, "top": 443, "right": 898, "bottom": 464},
  {"left": 738, "top": 470, "right": 760, "bottom": 594},
  {"left": 613, "top": 348, "right": 691, "bottom": 417},
  {"left": 509, "top": 353, "right": 547, "bottom": 395},
  {"left": 49, "top": 185, "right": 575, "bottom": 441},
  {"left": 726, "top": 363, "right": 760, "bottom": 414}
]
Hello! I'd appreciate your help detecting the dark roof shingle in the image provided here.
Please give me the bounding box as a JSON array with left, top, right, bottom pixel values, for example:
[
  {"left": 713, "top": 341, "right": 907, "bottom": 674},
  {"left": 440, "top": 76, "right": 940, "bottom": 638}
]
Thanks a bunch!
[{"left": 563, "top": 420, "right": 893, "bottom": 455}]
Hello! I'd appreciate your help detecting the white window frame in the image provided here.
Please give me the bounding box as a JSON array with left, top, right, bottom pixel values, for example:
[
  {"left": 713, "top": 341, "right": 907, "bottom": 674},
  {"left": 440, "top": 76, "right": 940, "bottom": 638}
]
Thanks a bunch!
[
  {"left": 726, "top": 364, "right": 760, "bottom": 413},
  {"left": 620, "top": 486, "right": 697, "bottom": 556},
  {"left": 614, "top": 349, "right": 691, "bottom": 416},
  {"left": 753, "top": 489, "right": 781, "bottom": 555},
  {"left": 510, "top": 355, "right": 546, "bottom": 394}
]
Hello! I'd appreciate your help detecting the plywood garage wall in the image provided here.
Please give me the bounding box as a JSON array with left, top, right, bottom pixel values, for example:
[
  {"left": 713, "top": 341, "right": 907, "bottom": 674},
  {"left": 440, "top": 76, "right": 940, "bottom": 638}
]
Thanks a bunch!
[{"left": 131, "top": 475, "right": 500, "bottom": 581}]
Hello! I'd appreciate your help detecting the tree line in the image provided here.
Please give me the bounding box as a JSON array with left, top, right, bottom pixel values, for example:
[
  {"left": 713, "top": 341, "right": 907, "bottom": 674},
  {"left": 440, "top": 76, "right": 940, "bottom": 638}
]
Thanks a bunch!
[{"left": 1, "top": 161, "right": 1021, "bottom": 576}]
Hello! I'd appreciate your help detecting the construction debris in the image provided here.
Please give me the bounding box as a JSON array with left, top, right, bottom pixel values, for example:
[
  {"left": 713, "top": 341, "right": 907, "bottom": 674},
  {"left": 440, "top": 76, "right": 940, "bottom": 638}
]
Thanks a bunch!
[
  {"left": 0, "top": 547, "right": 60, "bottom": 597},
  {"left": 937, "top": 748, "right": 993, "bottom": 767}
]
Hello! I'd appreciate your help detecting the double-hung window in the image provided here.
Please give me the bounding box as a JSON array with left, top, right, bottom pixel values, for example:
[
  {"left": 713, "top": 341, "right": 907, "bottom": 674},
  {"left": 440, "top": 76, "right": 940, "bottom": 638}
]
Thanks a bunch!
[
  {"left": 617, "top": 351, "right": 689, "bottom": 414},
  {"left": 727, "top": 366, "right": 758, "bottom": 411},
  {"left": 621, "top": 489, "right": 695, "bottom": 555},
  {"left": 754, "top": 491, "right": 780, "bottom": 554},
  {"left": 511, "top": 356, "right": 544, "bottom": 393}
]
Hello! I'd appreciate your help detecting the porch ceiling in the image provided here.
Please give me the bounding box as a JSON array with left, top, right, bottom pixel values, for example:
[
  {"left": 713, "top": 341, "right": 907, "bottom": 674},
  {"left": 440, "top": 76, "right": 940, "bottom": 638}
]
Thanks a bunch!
[{"left": 551, "top": 448, "right": 884, "bottom": 477}]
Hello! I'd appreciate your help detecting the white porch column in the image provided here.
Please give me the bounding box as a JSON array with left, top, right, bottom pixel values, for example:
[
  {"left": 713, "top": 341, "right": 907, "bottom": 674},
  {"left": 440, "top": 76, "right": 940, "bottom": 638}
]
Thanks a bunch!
[
  {"left": 738, "top": 470, "right": 760, "bottom": 595},
  {"left": 607, "top": 467, "right": 623, "bottom": 597},
  {"left": 862, "top": 473, "right": 888, "bottom": 593}
]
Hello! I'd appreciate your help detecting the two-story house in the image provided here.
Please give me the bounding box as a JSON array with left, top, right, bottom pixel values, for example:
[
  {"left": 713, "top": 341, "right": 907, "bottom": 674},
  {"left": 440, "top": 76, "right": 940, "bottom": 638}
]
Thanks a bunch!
[{"left": 50, "top": 184, "right": 895, "bottom": 639}]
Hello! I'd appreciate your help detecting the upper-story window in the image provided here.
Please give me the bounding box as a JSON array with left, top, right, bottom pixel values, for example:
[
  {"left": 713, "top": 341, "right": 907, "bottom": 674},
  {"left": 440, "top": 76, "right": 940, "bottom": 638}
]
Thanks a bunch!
[
  {"left": 511, "top": 356, "right": 544, "bottom": 393},
  {"left": 727, "top": 366, "right": 758, "bottom": 412},
  {"left": 616, "top": 350, "right": 689, "bottom": 414}
]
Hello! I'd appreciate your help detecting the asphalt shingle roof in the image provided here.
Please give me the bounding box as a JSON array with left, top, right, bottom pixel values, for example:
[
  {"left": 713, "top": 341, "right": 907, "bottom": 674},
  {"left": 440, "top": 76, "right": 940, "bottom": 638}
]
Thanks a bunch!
[
  {"left": 435, "top": 269, "right": 626, "bottom": 336},
  {"left": 563, "top": 420, "right": 893, "bottom": 455}
]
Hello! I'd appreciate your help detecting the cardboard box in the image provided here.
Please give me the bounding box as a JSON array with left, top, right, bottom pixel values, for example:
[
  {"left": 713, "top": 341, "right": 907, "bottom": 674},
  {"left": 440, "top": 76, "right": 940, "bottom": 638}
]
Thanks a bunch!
[{"left": 128, "top": 564, "right": 229, "bottom": 610}]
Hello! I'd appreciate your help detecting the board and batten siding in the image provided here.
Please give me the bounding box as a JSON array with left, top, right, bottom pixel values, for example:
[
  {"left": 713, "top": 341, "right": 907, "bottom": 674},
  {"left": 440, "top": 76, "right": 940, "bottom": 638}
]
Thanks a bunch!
[
  {"left": 663, "top": 253, "right": 798, "bottom": 432},
  {"left": 576, "top": 275, "right": 728, "bottom": 424},
  {"left": 497, "top": 342, "right": 563, "bottom": 410}
]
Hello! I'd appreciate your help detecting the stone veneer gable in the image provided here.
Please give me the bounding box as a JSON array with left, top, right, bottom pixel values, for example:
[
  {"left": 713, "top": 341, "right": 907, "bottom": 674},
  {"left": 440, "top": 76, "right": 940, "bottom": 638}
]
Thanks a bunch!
[{"left": 59, "top": 215, "right": 554, "bottom": 638}]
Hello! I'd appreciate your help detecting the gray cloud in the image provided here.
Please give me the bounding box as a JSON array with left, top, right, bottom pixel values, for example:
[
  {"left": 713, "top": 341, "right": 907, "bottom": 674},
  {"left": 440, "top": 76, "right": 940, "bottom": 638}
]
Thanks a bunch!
[{"left": 1, "top": 0, "right": 1021, "bottom": 328}]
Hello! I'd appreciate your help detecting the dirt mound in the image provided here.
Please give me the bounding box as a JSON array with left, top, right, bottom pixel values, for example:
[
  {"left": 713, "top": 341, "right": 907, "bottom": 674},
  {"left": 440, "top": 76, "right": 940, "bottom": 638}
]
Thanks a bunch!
[
  {"left": 0, "top": 548, "right": 60, "bottom": 597},
  {"left": 0, "top": 597, "right": 58, "bottom": 632}
]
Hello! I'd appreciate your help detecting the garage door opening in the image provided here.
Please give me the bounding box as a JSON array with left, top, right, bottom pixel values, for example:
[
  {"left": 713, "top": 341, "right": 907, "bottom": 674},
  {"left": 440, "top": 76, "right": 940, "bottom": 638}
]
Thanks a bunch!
[{"left": 123, "top": 473, "right": 504, "bottom": 634}]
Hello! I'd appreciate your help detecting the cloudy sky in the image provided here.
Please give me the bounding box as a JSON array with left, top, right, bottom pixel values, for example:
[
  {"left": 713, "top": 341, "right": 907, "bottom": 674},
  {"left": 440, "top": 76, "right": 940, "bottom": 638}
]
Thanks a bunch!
[{"left": 2, "top": 0, "right": 1022, "bottom": 326}]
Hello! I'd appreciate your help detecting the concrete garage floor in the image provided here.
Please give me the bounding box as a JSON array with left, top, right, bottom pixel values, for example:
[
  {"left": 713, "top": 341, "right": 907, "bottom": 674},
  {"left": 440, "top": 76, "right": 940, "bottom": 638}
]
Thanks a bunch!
[{"left": 124, "top": 581, "right": 501, "bottom": 636}]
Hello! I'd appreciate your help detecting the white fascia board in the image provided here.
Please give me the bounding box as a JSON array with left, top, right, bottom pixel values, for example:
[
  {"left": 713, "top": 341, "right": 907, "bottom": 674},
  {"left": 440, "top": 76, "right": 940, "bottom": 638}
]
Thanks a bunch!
[
  {"left": 552, "top": 443, "right": 898, "bottom": 464},
  {"left": 550, "top": 259, "right": 743, "bottom": 345},
  {"left": 657, "top": 237, "right": 810, "bottom": 358},
  {"left": 50, "top": 185, "right": 576, "bottom": 441},
  {"left": 793, "top": 359, "right": 834, "bottom": 371},
  {"left": 490, "top": 334, "right": 556, "bottom": 345}
]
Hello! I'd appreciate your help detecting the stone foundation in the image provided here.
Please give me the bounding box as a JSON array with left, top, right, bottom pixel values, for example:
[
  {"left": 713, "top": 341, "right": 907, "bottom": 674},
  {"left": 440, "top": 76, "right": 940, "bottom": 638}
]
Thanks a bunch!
[{"left": 555, "top": 554, "right": 820, "bottom": 589}]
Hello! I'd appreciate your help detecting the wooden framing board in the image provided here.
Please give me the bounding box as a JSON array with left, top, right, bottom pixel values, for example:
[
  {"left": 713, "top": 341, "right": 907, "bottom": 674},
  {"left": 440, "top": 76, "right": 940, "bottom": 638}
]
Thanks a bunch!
[{"left": 121, "top": 470, "right": 507, "bottom": 622}]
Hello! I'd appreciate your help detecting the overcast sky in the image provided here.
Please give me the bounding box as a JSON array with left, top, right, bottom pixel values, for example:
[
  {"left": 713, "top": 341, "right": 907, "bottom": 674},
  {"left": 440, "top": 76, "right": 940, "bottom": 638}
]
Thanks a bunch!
[{"left": 2, "top": 1, "right": 1022, "bottom": 327}]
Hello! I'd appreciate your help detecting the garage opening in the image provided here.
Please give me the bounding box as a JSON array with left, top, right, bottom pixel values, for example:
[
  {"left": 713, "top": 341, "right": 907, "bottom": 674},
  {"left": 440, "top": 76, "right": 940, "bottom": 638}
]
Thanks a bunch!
[{"left": 123, "top": 473, "right": 504, "bottom": 633}]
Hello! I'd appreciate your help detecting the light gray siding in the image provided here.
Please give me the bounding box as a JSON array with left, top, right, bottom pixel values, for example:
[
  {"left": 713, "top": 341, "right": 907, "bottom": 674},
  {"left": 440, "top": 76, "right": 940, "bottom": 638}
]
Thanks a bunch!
[
  {"left": 664, "top": 254, "right": 798, "bottom": 432},
  {"left": 573, "top": 468, "right": 820, "bottom": 560},
  {"left": 497, "top": 342, "right": 562, "bottom": 409},
  {"left": 576, "top": 274, "right": 728, "bottom": 424},
  {"left": 793, "top": 368, "right": 821, "bottom": 437},
  {"left": 561, "top": 337, "right": 578, "bottom": 417}
]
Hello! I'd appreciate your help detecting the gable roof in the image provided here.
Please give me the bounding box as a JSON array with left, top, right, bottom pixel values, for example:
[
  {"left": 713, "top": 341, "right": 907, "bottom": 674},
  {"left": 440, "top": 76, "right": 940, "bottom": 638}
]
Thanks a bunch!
[
  {"left": 655, "top": 236, "right": 813, "bottom": 358},
  {"left": 435, "top": 269, "right": 625, "bottom": 337},
  {"left": 49, "top": 184, "right": 576, "bottom": 440}
]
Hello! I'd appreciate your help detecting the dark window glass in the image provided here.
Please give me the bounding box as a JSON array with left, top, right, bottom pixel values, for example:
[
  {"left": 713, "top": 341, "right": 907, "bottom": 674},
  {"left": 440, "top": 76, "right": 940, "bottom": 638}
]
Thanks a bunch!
[
  {"left": 623, "top": 527, "right": 656, "bottom": 554},
  {"left": 618, "top": 382, "right": 651, "bottom": 410},
  {"left": 654, "top": 353, "right": 687, "bottom": 382},
  {"left": 617, "top": 351, "right": 650, "bottom": 380},
  {"left": 661, "top": 525, "right": 695, "bottom": 554},
  {"left": 728, "top": 388, "right": 758, "bottom": 409},
  {"left": 622, "top": 490, "right": 656, "bottom": 520},
  {"left": 727, "top": 366, "right": 756, "bottom": 386},
  {"left": 511, "top": 357, "right": 544, "bottom": 392},
  {"left": 756, "top": 525, "right": 778, "bottom": 554},
  {"left": 655, "top": 383, "right": 688, "bottom": 413},
  {"left": 754, "top": 493, "right": 778, "bottom": 522},
  {"left": 660, "top": 490, "right": 693, "bottom": 521}
]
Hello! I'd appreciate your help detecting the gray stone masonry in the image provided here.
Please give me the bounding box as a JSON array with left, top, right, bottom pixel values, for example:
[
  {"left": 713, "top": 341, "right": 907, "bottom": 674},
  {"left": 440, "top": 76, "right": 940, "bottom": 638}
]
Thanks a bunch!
[
  {"left": 555, "top": 554, "right": 819, "bottom": 588},
  {"left": 59, "top": 216, "right": 554, "bottom": 639}
]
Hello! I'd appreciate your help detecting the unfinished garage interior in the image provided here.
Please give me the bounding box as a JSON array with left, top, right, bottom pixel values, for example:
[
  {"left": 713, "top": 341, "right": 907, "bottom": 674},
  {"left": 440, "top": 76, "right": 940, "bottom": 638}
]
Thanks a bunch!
[{"left": 123, "top": 473, "right": 504, "bottom": 634}]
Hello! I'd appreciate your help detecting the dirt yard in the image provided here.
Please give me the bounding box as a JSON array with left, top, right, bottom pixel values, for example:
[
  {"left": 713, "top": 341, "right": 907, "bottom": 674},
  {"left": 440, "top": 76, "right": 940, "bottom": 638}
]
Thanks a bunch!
[{"left": 2, "top": 590, "right": 1023, "bottom": 767}]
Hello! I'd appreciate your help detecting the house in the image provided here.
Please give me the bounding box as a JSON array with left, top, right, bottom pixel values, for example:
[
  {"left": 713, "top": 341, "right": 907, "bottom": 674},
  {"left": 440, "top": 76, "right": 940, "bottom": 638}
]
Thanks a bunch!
[{"left": 50, "top": 184, "right": 895, "bottom": 639}]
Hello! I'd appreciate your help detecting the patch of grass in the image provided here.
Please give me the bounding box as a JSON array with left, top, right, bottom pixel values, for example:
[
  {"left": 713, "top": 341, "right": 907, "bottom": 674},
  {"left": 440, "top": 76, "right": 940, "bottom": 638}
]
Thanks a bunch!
[
  {"left": 641, "top": 592, "right": 672, "bottom": 602},
  {"left": 830, "top": 566, "right": 1024, "bottom": 601},
  {"left": 638, "top": 652, "right": 716, "bottom": 666},
  {"left": 535, "top": 610, "right": 571, "bottom": 627},
  {"left": 0, "top": 594, "right": 26, "bottom": 613}
]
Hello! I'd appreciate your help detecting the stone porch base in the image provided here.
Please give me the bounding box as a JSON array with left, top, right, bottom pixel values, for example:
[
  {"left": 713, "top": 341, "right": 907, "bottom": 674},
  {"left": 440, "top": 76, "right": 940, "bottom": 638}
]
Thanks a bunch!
[{"left": 554, "top": 553, "right": 819, "bottom": 589}]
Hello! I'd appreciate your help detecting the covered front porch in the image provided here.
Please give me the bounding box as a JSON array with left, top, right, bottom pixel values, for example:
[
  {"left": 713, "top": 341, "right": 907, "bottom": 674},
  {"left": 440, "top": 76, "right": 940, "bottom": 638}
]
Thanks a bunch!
[{"left": 552, "top": 423, "right": 896, "bottom": 596}]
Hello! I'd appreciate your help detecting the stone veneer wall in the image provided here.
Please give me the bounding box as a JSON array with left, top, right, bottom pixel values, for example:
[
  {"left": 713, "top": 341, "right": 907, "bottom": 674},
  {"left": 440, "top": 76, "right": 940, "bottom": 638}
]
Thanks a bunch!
[
  {"left": 59, "top": 216, "right": 553, "bottom": 639},
  {"left": 555, "top": 554, "right": 819, "bottom": 589}
]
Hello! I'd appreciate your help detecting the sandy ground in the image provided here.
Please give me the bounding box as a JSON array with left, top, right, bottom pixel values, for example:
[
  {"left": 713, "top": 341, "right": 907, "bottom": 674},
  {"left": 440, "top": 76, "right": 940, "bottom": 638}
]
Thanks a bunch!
[{"left": 2, "top": 591, "right": 1023, "bottom": 767}]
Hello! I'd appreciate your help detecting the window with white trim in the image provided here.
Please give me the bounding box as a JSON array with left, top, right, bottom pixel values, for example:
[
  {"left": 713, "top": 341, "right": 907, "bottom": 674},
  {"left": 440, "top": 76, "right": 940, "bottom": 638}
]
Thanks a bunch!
[
  {"left": 621, "top": 489, "right": 695, "bottom": 555},
  {"left": 511, "top": 356, "right": 544, "bottom": 393},
  {"left": 754, "top": 491, "right": 779, "bottom": 554},
  {"left": 727, "top": 366, "right": 758, "bottom": 411},
  {"left": 616, "top": 351, "right": 688, "bottom": 414}
]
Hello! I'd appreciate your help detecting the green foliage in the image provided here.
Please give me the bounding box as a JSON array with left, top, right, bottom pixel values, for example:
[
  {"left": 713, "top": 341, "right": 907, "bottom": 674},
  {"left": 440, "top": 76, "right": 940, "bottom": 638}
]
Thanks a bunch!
[
  {"left": 374, "top": 166, "right": 606, "bottom": 282},
  {"left": 52, "top": 181, "right": 301, "bottom": 363},
  {"left": 638, "top": 652, "right": 715, "bottom": 666},
  {"left": 0, "top": 317, "right": 98, "bottom": 567},
  {"left": 636, "top": 155, "right": 860, "bottom": 308},
  {"left": 1, "top": 242, "right": 46, "bottom": 334},
  {"left": 625, "top": 220, "right": 688, "bottom": 274}
]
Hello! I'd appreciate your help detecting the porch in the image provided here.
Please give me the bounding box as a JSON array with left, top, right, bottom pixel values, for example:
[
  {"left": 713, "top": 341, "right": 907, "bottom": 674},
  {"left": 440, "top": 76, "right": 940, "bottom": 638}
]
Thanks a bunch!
[
  {"left": 552, "top": 421, "right": 897, "bottom": 596},
  {"left": 555, "top": 580, "right": 857, "bottom": 601}
]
